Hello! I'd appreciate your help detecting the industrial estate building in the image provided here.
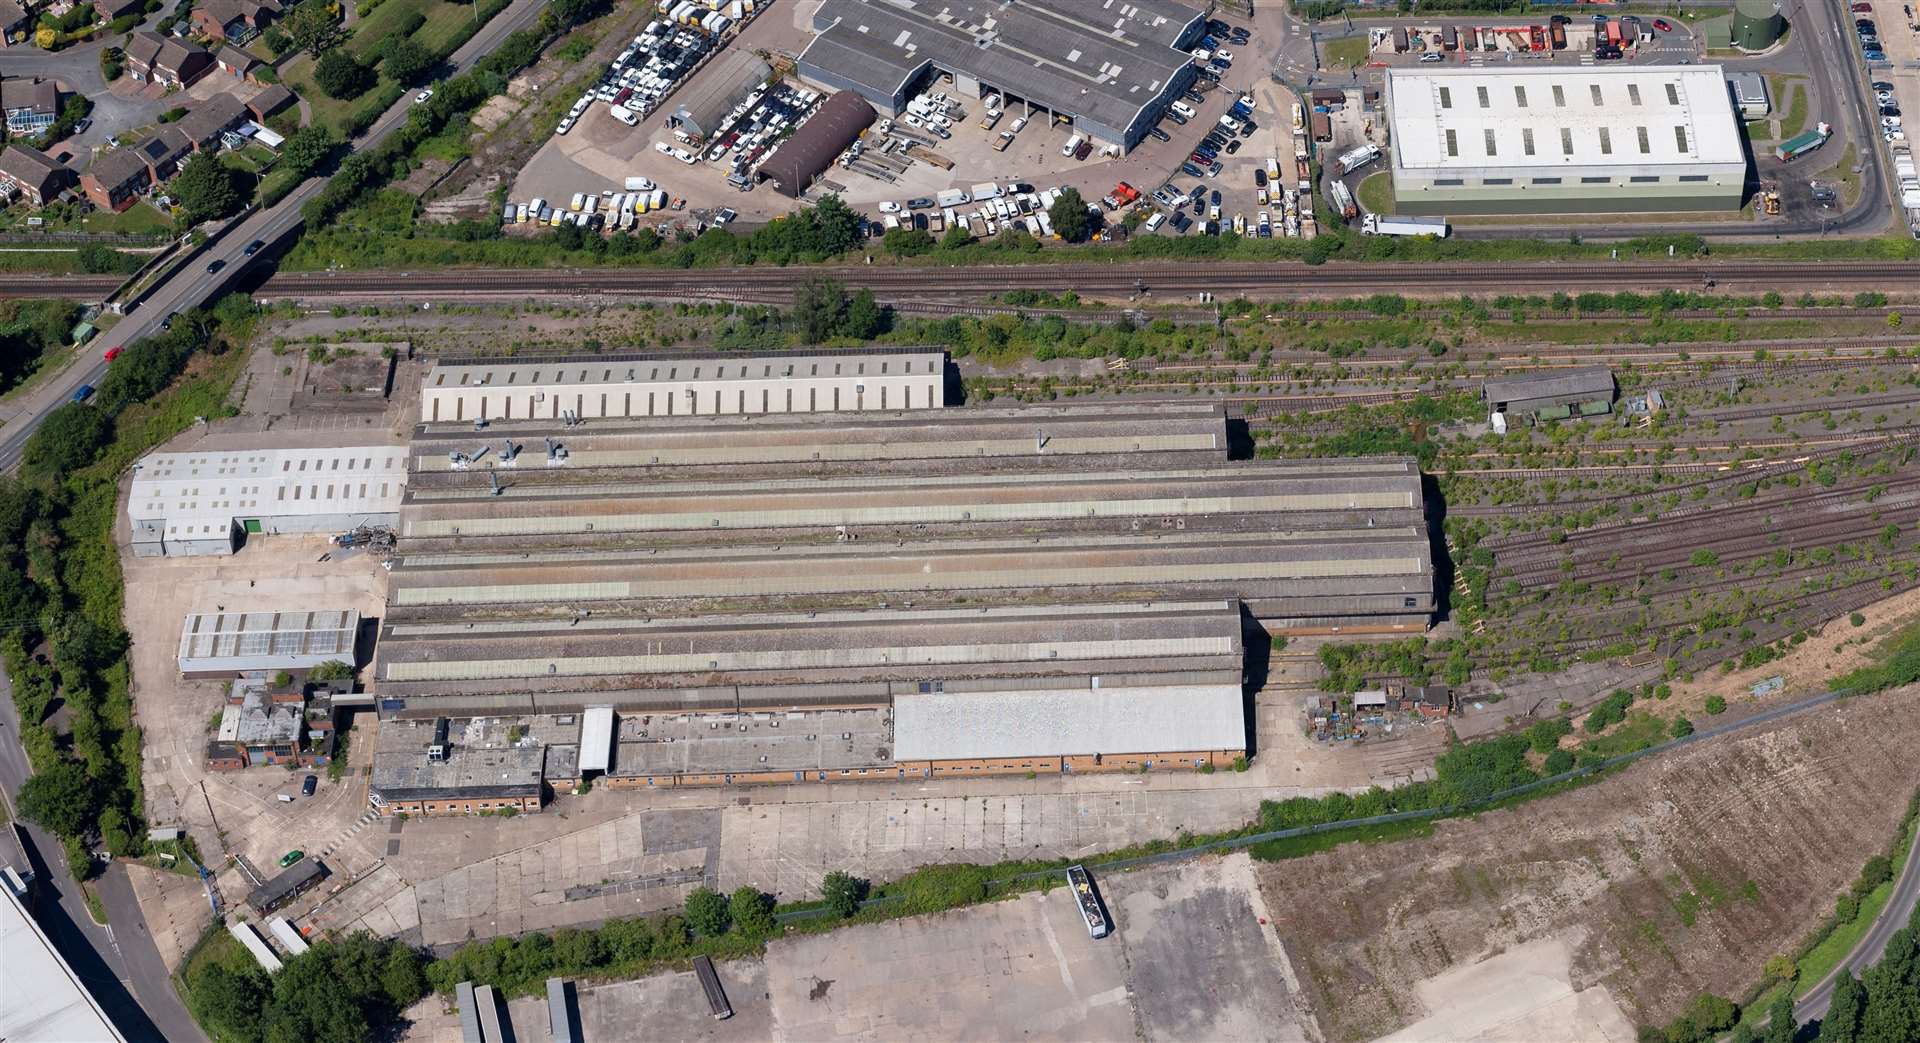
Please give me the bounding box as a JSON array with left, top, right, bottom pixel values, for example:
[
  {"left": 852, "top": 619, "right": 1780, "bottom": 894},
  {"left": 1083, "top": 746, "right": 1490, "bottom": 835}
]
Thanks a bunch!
[
  {"left": 759, "top": 90, "right": 876, "bottom": 198},
  {"left": 797, "top": 0, "right": 1202, "bottom": 152},
  {"left": 362, "top": 393, "right": 1435, "bottom": 814},
  {"left": 1, "top": 883, "right": 128, "bottom": 1043},
  {"left": 129, "top": 444, "right": 408, "bottom": 556},
  {"left": 177, "top": 609, "right": 360, "bottom": 677},
  {"left": 417, "top": 348, "right": 946, "bottom": 423},
  {"left": 1383, "top": 65, "right": 1747, "bottom": 214}
]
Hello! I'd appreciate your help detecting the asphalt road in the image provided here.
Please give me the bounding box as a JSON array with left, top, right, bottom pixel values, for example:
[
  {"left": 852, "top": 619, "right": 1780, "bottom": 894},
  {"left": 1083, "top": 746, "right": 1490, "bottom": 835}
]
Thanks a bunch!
[
  {"left": 0, "top": 0, "right": 551, "bottom": 474},
  {"left": 1792, "top": 818, "right": 1920, "bottom": 1023},
  {"left": 0, "top": 670, "right": 201, "bottom": 1043}
]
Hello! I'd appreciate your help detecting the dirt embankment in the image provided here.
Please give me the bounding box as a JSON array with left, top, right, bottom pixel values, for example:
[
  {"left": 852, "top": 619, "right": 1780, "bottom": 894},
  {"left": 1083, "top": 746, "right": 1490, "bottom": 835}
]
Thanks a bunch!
[{"left": 1256, "top": 687, "right": 1920, "bottom": 1042}]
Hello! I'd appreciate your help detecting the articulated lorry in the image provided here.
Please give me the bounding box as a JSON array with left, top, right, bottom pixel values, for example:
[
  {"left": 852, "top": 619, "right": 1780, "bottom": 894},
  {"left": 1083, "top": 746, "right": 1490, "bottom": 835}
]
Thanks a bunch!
[{"left": 1362, "top": 213, "right": 1449, "bottom": 237}]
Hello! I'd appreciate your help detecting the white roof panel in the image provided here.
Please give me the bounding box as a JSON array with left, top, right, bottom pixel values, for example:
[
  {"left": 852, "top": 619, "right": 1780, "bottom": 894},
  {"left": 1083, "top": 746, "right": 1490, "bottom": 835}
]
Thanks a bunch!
[
  {"left": 579, "top": 706, "right": 614, "bottom": 773},
  {"left": 893, "top": 683, "right": 1246, "bottom": 760},
  {"left": 1387, "top": 65, "right": 1743, "bottom": 174}
]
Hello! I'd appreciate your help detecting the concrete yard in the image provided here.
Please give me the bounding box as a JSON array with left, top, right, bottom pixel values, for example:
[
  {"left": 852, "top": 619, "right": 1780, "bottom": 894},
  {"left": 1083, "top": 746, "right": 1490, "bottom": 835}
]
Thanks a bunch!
[{"left": 401, "top": 853, "right": 1316, "bottom": 1043}]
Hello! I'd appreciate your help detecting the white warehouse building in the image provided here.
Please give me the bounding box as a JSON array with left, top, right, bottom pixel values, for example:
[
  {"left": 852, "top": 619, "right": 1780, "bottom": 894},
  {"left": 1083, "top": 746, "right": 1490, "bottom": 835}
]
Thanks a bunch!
[
  {"left": 130, "top": 444, "right": 409, "bottom": 557},
  {"left": 418, "top": 350, "right": 947, "bottom": 423},
  {"left": 1383, "top": 65, "right": 1747, "bottom": 215}
]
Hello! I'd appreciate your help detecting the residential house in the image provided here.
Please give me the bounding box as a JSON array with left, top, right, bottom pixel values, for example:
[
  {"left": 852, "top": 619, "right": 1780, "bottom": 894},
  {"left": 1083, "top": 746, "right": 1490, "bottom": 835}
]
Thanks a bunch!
[
  {"left": 81, "top": 148, "right": 151, "bottom": 211},
  {"left": 93, "top": 0, "right": 144, "bottom": 20},
  {"left": 214, "top": 47, "right": 261, "bottom": 82},
  {"left": 245, "top": 83, "right": 293, "bottom": 122},
  {"left": 175, "top": 92, "right": 248, "bottom": 152},
  {"left": 125, "top": 31, "right": 214, "bottom": 88},
  {"left": 0, "top": 145, "right": 75, "bottom": 205},
  {"left": 190, "top": 0, "right": 279, "bottom": 43},
  {"left": 1, "top": 77, "right": 60, "bottom": 136},
  {"left": 130, "top": 126, "right": 192, "bottom": 179},
  {"left": 0, "top": 0, "right": 32, "bottom": 48}
]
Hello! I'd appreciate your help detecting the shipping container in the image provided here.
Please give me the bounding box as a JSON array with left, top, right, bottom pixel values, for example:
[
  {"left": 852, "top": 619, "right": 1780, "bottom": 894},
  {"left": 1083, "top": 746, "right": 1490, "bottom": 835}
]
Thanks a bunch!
[
  {"left": 1442, "top": 25, "right": 1458, "bottom": 49},
  {"left": 1391, "top": 25, "right": 1408, "bottom": 51}
]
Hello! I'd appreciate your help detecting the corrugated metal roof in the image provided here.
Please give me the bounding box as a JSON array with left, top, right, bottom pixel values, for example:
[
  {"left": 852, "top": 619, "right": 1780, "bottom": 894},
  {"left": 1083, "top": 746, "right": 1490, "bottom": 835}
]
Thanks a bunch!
[
  {"left": 131, "top": 445, "right": 407, "bottom": 530},
  {"left": 893, "top": 683, "right": 1246, "bottom": 760},
  {"left": 1482, "top": 367, "right": 1615, "bottom": 405},
  {"left": 761, "top": 91, "right": 876, "bottom": 195},
  {"left": 577, "top": 706, "right": 613, "bottom": 773},
  {"left": 178, "top": 610, "right": 359, "bottom": 664}
]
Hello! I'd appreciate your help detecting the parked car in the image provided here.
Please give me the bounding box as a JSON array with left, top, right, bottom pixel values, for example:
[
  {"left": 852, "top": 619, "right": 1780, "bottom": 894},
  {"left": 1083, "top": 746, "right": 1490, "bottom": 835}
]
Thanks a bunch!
[
  {"left": 279, "top": 850, "right": 305, "bottom": 868},
  {"left": 1209, "top": 189, "right": 1222, "bottom": 206},
  {"left": 1147, "top": 126, "right": 1169, "bottom": 142},
  {"left": 302, "top": 774, "right": 317, "bottom": 796},
  {"left": 73, "top": 117, "right": 91, "bottom": 133},
  {"left": 1866, "top": 49, "right": 1887, "bottom": 60},
  {"left": 1874, "top": 81, "right": 1897, "bottom": 92},
  {"left": 1180, "top": 161, "right": 1204, "bottom": 178},
  {"left": 1420, "top": 52, "right": 1445, "bottom": 63},
  {"left": 878, "top": 200, "right": 901, "bottom": 213},
  {"left": 1884, "top": 105, "right": 1902, "bottom": 117},
  {"left": 1254, "top": 168, "right": 1268, "bottom": 187},
  {"left": 1225, "top": 138, "right": 1243, "bottom": 154},
  {"left": 1853, "top": 1, "right": 1874, "bottom": 9},
  {"left": 415, "top": 88, "right": 434, "bottom": 104},
  {"left": 1652, "top": 17, "right": 1674, "bottom": 30}
]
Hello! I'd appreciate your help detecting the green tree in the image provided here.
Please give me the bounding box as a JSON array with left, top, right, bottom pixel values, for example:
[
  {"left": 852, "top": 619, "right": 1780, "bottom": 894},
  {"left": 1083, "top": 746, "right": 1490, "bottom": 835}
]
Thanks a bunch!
[
  {"left": 171, "top": 152, "right": 245, "bottom": 225},
  {"left": 729, "top": 886, "right": 775, "bottom": 938},
  {"left": 280, "top": 125, "right": 336, "bottom": 180},
  {"left": 76, "top": 243, "right": 134, "bottom": 273},
  {"left": 684, "top": 886, "right": 729, "bottom": 937},
  {"left": 809, "top": 194, "right": 861, "bottom": 257},
  {"left": 1047, "top": 187, "right": 1092, "bottom": 243},
  {"left": 21, "top": 404, "right": 111, "bottom": 487},
  {"left": 822, "top": 870, "right": 868, "bottom": 917},
  {"left": 939, "top": 224, "right": 971, "bottom": 250},
  {"left": 551, "top": 926, "right": 606, "bottom": 970},
  {"left": 284, "top": 0, "right": 345, "bottom": 56},
  {"left": 379, "top": 37, "right": 434, "bottom": 84},
  {"left": 840, "top": 288, "right": 885, "bottom": 339},
  {"left": 309, "top": 660, "right": 354, "bottom": 682},
  {"left": 1762, "top": 993, "right": 1795, "bottom": 1043},
  {"left": 1857, "top": 855, "right": 1894, "bottom": 894},
  {"left": 314, "top": 50, "right": 372, "bottom": 99},
  {"left": 380, "top": 945, "right": 427, "bottom": 1009},
  {"left": 1525, "top": 717, "right": 1571, "bottom": 754},
  {"left": 1858, "top": 922, "right": 1918, "bottom": 1043},
  {"left": 1821, "top": 967, "right": 1865, "bottom": 1043},
  {"left": 261, "top": 952, "right": 370, "bottom": 1043},
  {"left": 792, "top": 278, "right": 846, "bottom": 343},
  {"left": 188, "top": 964, "right": 269, "bottom": 1042},
  {"left": 18, "top": 759, "right": 99, "bottom": 838}
]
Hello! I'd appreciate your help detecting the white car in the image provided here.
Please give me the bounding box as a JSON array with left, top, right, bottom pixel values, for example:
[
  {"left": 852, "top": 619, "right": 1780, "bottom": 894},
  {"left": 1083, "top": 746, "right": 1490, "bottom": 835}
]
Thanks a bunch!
[
  {"left": 878, "top": 201, "right": 902, "bottom": 213},
  {"left": 556, "top": 118, "right": 574, "bottom": 135},
  {"left": 414, "top": 88, "right": 434, "bottom": 104},
  {"left": 715, "top": 207, "right": 737, "bottom": 224},
  {"left": 655, "top": 141, "right": 673, "bottom": 155}
]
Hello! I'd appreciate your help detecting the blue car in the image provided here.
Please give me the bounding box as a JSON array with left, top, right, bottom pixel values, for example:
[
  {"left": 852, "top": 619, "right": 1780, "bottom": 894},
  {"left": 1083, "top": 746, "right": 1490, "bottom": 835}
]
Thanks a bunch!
[
  {"left": 1866, "top": 49, "right": 1887, "bottom": 60},
  {"left": 1180, "top": 161, "right": 1205, "bottom": 178},
  {"left": 71, "top": 384, "right": 94, "bottom": 403}
]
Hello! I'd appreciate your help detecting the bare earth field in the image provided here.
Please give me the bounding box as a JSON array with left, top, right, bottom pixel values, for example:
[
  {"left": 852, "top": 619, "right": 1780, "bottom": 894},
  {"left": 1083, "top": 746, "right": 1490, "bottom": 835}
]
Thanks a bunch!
[{"left": 1257, "top": 686, "right": 1920, "bottom": 1042}]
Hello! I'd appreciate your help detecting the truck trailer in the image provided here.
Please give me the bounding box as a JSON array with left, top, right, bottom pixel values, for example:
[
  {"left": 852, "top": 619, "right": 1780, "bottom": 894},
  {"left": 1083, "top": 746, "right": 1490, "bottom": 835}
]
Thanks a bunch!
[
  {"left": 1774, "top": 123, "right": 1833, "bottom": 162},
  {"left": 1362, "top": 213, "right": 1449, "bottom": 237},
  {"left": 1327, "top": 178, "right": 1358, "bottom": 219}
]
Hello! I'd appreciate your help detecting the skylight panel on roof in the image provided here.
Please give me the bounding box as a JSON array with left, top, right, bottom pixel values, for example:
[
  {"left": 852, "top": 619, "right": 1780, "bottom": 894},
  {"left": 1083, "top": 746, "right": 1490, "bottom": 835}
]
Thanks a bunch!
[
  {"left": 893, "top": 29, "right": 911, "bottom": 45},
  {"left": 1067, "top": 48, "right": 1082, "bottom": 61}
]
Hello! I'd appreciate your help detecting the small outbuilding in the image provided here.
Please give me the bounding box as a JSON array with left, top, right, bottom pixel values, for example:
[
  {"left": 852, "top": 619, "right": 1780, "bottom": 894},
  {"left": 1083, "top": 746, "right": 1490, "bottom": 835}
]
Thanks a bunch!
[{"left": 1482, "top": 367, "right": 1615, "bottom": 422}]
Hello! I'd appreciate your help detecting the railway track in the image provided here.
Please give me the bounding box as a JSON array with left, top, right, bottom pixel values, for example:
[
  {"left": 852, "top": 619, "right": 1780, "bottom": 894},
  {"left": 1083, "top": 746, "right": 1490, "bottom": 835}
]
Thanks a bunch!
[{"left": 15, "top": 259, "right": 1920, "bottom": 303}]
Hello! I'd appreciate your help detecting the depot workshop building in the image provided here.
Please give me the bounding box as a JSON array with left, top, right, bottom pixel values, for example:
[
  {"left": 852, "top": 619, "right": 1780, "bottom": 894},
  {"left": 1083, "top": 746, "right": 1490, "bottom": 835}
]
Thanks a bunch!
[
  {"left": 1383, "top": 65, "right": 1747, "bottom": 214},
  {"left": 797, "top": 0, "right": 1204, "bottom": 153},
  {"left": 128, "top": 444, "right": 408, "bottom": 556}
]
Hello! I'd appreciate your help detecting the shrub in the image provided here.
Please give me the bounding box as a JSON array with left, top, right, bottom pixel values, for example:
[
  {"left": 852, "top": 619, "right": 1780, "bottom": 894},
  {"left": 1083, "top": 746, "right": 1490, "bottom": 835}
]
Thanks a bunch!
[
  {"left": 1851, "top": 612, "right": 1867, "bottom": 627},
  {"left": 821, "top": 870, "right": 868, "bottom": 917},
  {"left": 1526, "top": 717, "right": 1572, "bottom": 754},
  {"left": 684, "top": 887, "right": 728, "bottom": 937},
  {"left": 729, "top": 887, "right": 775, "bottom": 938},
  {"left": 1583, "top": 690, "right": 1634, "bottom": 733},
  {"left": 1704, "top": 695, "right": 1727, "bottom": 715},
  {"left": 1670, "top": 716, "right": 1694, "bottom": 739}
]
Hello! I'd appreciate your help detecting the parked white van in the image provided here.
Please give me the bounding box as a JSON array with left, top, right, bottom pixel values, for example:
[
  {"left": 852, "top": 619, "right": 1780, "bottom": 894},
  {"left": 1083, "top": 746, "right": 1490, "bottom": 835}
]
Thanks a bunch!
[{"left": 1061, "top": 133, "right": 1085, "bottom": 157}]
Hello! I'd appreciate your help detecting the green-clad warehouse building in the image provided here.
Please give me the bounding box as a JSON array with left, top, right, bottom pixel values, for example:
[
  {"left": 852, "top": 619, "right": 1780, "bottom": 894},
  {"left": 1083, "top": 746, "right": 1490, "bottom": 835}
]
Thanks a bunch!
[{"left": 1384, "top": 65, "right": 1748, "bottom": 215}]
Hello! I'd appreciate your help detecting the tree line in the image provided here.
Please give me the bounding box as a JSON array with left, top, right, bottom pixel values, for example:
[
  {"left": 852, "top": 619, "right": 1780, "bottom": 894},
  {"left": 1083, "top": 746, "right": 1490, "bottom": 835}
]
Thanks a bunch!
[{"left": 5, "top": 294, "right": 255, "bottom": 877}]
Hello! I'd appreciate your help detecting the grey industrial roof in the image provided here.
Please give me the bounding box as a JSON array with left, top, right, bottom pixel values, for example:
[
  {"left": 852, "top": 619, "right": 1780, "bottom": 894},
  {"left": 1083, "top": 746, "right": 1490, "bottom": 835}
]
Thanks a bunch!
[
  {"left": 179, "top": 610, "right": 358, "bottom": 665},
  {"left": 407, "top": 402, "right": 1226, "bottom": 478},
  {"left": 370, "top": 739, "right": 545, "bottom": 803},
  {"left": 1482, "top": 367, "right": 1615, "bottom": 405},
  {"left": 245, "top": 858, "right": 325, "bottom": 912},
  {"left": 670, "top": 48, "right": 770, "bottom": 134},
  {"left": 893, "top": 683, "right": 1245, "bottom": 760},
  {"left": 802, "top": 0, "right": 1200, "bottom": 133},
  {"left": 760, "top": 91, "right": 875, "bottom": 194},
  {"left": 378, "top": 600, "right": 1241, "bottom": 686},
  {"left": 607, "top": 707, "right": 895, "bottom": 776},
  {"left": 398, "top": 464, "right": 1423, "bottom": 538}
]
